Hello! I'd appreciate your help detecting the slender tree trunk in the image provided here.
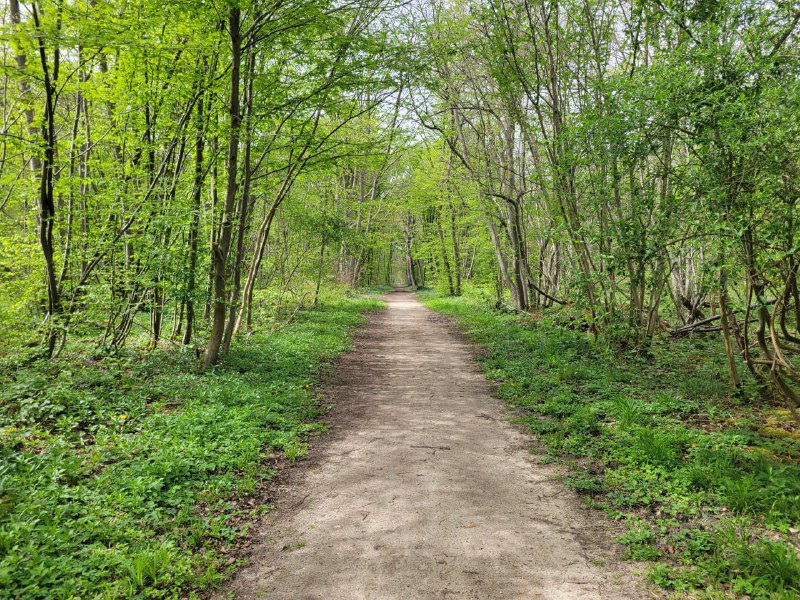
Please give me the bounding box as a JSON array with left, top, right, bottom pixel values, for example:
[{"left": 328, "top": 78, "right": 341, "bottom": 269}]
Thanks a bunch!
[
  {"left": 9, "top": 0, "right": 41, "bottom": 176},
  {"left": 78, "top": 65, "right": 90, "bottom": 275},
  {"left": 31, "top": 3, "right": 61, "bottom": 356},
  {"left": 59, "top": 69, "right": 83, "bottom": 290},
  {"left": 150, "top": 286, "right": 163, "bottom": 349},
  {"left": 485, "top": 209, "right": 519, "bottom": 309},
  {"left": 506, "top": 198, "right": 529, "bottom": 310},
  {"left": 222, "top": 50, "right": 256, "bottom": 355},
  {"left": 404, "top": 216, "right": 416, "bottom": 287},
  {"left": 183, "top": 94, "right": 205, "bottom": 345},
  {"left": 445, "top": 152, "right": 462, "bottom": 296},
  {"left": 203, "top": 7, "right": 242, "bottom": 370},
  {"left": 233, "top": 166, "right": 298, "bottom": 335},
  {"left": 385, "top": 244, "right": 393, "bottom": 285},
  {"left": 719, "top": 269, "right": 742, "bottom": 390},
  {"left": 448, "top": 201, "right": 461, "bottom": 295},
  {"left": 204, "top": 146, "right": 218, "bottom": 320},
  {"left": 435, "top": 208, "right": 454, "bottom": 295},
  {"left": 313, "top": 236, "right": 326, "bottom": 306}
]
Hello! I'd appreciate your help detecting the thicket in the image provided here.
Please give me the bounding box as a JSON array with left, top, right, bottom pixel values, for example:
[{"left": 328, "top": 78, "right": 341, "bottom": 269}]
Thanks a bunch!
[
  {"left": 401, "top": 0, "right": 800, "bottom": 421},
  {"left": 1, "top": 0, "right": 409, "bottom": 364},
  {"left": 5, "top": 0, "right": 800, "bottom": 409}
]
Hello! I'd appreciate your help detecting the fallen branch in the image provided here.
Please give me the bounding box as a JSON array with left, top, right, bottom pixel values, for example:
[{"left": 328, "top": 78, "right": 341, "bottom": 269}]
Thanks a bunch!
[
  {"left": 670, "top": 314, "right": 722, "bottom": 336},
  {"left": 670, "top": 300, "right": 776, "bottom": 336}
]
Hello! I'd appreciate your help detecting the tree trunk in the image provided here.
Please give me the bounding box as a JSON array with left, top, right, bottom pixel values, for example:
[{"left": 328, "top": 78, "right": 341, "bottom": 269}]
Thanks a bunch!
[
  {"left": 435, "top": 207, "right": 455, "bottom": 295},
  {"left": 31, "top": 3, "right": 61, "bottom": 356},
  {"left": 403, "top": 217, "right": 417, "bottom": 287},
  {"left": 448, "top": 200, "right": 461, "bottom": 296},
  {"left": 222, "top": 49, "right": 256, "bottom": 355},
  {"left": 313, "top": 237, "right": 326, "bottom": 306},
  {"left": 204, "top": 144, "right": 219, "bottom": 320},
  {"left": 719, "top": 270, "right": 742, "bottom": 390},
  {"left": 232, "top": 172, "right": 293, "bottom": 336},
  {"left": 183, "top": 94, "right": 205, "bottom": 345},
  {"left": 9, "top": 0, "right": 42, "bottom": 175},
  {"left": 203, "top": 7, "right": 241, "bottom": 370}
]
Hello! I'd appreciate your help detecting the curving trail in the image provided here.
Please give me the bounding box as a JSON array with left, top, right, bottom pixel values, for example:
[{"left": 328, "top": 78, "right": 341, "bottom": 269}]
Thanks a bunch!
[{"left": 219, "top": 291, "right": 650, "bottom": 600}]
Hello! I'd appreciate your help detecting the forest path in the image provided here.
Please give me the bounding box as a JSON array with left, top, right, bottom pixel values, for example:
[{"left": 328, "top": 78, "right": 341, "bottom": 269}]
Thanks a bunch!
[{"left": 218, "top": 291, "right": 649, "bottom": 599}]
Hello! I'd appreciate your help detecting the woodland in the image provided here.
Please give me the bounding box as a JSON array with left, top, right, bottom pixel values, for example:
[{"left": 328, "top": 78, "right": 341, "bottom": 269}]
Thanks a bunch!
[{"left": 2, "top": 0, "right": 800, "bottom": 598}]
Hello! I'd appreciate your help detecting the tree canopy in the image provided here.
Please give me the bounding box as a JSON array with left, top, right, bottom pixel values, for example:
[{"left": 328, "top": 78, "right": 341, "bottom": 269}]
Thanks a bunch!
[{"left": 2, "top": 0, "right": 800, "bottom": 414}]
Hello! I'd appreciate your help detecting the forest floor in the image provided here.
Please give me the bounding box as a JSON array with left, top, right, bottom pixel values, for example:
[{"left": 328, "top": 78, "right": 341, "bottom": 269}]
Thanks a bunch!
[
  {"left": 0, "top": 294, "right": 384, "bottom": 599},
  {"left": 218, "top": 290, "right": 652, "bottom": 599}
]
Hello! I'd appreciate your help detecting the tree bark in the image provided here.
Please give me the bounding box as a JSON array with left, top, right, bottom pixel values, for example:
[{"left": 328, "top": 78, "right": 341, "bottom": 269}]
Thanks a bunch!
[
  {"left": 222, "top": 49, "right": 256, "bottom": 355},
  {"left": 435, "top": 207, "right": 454, "bottom": 295},
  {"left": 31, "top": 2, "right": 61, "bottom": 356},
  {"left": 183, "top": 93, "right": 206, "bottom": 345},
  {"left": 203, "top": 7, "right": 242, "bottom": 370}
]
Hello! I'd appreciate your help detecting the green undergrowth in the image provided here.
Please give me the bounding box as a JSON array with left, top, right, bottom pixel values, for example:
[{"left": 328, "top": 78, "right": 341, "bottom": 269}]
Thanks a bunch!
[
  {"left": 421, "top": 292, "right": 800, "bottom": 599},
  {"left": 359, "top": 283, "right": 396, "bottom": 295},
  {"left": 0, "top": 295, "right": 383, "bottom": 599}
]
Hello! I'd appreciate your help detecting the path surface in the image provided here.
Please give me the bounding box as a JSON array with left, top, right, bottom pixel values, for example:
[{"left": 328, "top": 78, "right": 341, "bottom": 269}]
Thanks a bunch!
[{"left": 220, "top": 291, "right": 648, "bottom": 599}]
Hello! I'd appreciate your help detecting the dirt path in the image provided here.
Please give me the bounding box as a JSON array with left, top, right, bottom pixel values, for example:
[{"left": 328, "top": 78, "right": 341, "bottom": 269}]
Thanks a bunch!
[{"left": 219, "top": 291, "right": 650, "bottom": 599}]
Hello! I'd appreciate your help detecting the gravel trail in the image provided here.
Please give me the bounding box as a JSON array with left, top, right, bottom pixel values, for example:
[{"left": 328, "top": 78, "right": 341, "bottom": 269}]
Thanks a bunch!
[{"left": 219, "top": 291, "right": 649, "bottom": 599}]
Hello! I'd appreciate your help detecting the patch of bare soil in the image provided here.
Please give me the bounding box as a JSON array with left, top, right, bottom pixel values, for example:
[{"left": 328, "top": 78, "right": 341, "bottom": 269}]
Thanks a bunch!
[{"left": 215, "top": 291, "right": 658, "bottom": 599}]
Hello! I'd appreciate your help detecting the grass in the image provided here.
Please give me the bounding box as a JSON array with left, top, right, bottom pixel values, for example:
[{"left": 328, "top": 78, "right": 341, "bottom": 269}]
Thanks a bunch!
[
  {"left": 358, "top": 284, "right": 396, "bottom": 295},
  {"left": 420, "top": 291, "right": 800, "bottom": 599},
  {"left": 0, "top": 294, "right": 383, "bottom": 599}
]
